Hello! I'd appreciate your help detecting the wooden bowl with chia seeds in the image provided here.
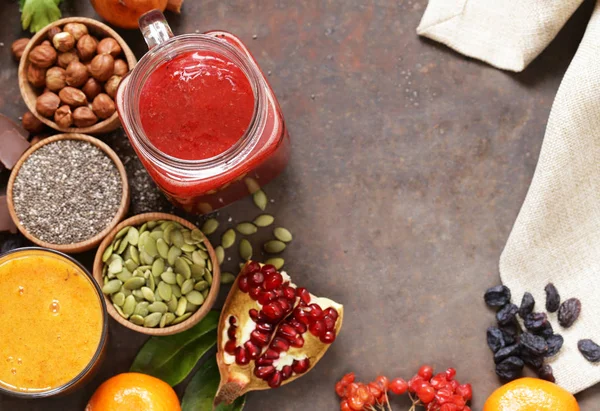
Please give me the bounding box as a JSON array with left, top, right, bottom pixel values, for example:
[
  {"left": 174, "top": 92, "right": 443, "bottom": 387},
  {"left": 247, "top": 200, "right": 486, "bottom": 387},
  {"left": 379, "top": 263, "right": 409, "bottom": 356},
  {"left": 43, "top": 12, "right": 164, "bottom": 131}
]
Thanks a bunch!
[
  {"left": 6, "top": 134, "right": 130, "bottom": 253},
  {"left": 92, "top": 213, "right": 220, "bottom": 336}
]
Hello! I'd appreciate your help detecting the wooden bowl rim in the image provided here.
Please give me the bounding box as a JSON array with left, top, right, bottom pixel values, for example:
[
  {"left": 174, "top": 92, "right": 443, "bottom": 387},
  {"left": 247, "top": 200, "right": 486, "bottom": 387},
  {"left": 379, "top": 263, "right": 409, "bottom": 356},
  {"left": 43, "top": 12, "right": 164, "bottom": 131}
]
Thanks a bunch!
[
  {"left": 6, "top": 134, "right": 130, "bottom": 253},
  {"left": 92, "top": 212, "right": 221, "bottom": 336},
  {"left": 18, "top": 17, "right": 138, "bottom": 134}
]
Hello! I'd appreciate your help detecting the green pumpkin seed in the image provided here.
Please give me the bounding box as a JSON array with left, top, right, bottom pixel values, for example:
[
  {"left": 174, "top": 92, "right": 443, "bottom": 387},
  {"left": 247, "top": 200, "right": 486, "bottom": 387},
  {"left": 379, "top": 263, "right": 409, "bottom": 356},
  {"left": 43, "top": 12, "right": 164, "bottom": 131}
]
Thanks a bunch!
[
  {"left": 159, "top": 312, "right": 169, "bottom": 328},
  {"left": 138, "top": 231, "right": 150, "bottom": 250},
  {"left": 134, "top": 301, "right": 149, "bottom": 316},
  {"left": 129, "top": 246, "right": 140, "bottom": 264},
  {"left": 173, "top": 258, "right": 191, "bottom": 279},
  {"left": 152, "top": 258, "right": 165, "bottom": 277},
  {"left": 150, "top": 230, "right": 164, "bottom": 240},
  {"left": 102, "top": 244, "right": 114, "bottom": 263},
  {"left": 265, "top": 257, "right": 285, "bottom": 270},
  {"left": 141, "top": 286, "right": 155, "bottom": 302},
  {"left": 115, "top": 225, "right": 130, "bottom": 240},
  {"left": 254, "top": 214, "right": 275, "bottom": 227},
  {"left": 102, "top": 279, "right": 123, "bottom": 294},
  {"left": 144, "top": 312, "right": 162, "bottom": 327},
  {"left": 171, "top": 312, "right": 192, "bottom": 325},
  {"left": 171, "top": 229, "right": 184, "bottom": 248},
  {"left": 194, "top": 280, "right": 209, "bottom": 291},
  {"left": 108, "top": 258, "right": 123, "bottom": 274},
  {"left": 171, "top": 284, "right": 182, "bottom": 298},
  {"left": 201, "top": 289, "right": 209, "bottom": 299},
  {"left": 204, "top": 269, "right": 213, "bottom": 285},
  {"left": 112, "top": 239, "right": 122, "bottom": 252},
  {"left": 239, "top": 239, "right": 252, "bottom": 260},
  {"left": 167, "top": 296, "right": 178, "bottom": 313},
  {"left": 130, "top": 315, "right": 145, "bottom": 326},
  {"left": 176, "top": 297, "right": 187, "bottom": 316},
  {"left": 221, "top": 229, "right": 236, "bottom": 249},
  {"left": 124, "top": 277, "right": 146, "bottom": 290},
  {"left": 147, "top": 274, "right": 156, "bottom": 290},
  {"left": 221, "top": 272, "right": 236, "bottom": 284},
  {"left": 123, "top": 295, "right": 136, "bottom": 316},
  {"left": 132, "top": 289, "right": 145, "bottom": 301},
  {"left": 180, "top": 243, "right": 196, "bottom": 253},
  {"left": 148, "top": 221, "right": 158, "bottom": 229},
  {"left": 139, "top": 222, "right": 148, "bottom": 234},
  {"left": 114, "top": 304, "right": 129, "bottom": 319},
  {"left": 144, "top": 236, "right": 158, "bottom": 258},
  {"left": 176, "top": 273, "right": 185, "bottom": 287},
  {"left": 253, "top": 189, "right": 268, "bottom": 211},
  {"left": 191, "top": 264, "right": 205, "bottom": 279},
  {"left": 156, "top": 238, "right": 169, "bottom": 259},
  {"left": 236, "top": 222, "right": 258, "bottom": 235},
  {"left": 124, "top": 259, "right": 137, "bottom": 273},
  {"left": 163, "top": 224, "right": 175, "bottom": 245},
  {"left": 214, "top": 246, "right": 224, "bottom": 265},
  {"left": 191, "top": 229, "right": 204, "bottom": 242},
  {"left": 154, "top": 289, "right": 162, "bottom": 302},
  {"left": 158, "top": 281, "right": 172, "bottom": 301},
  {"left": 167, "top": 246, "right": 182, "bottom": 266},
  {"left": 111, "top": 292, "right": 125, "bottom": 306},
  {"left": 116, "top": 236, "right": 128, "bottom": 254},
  {"left": 264, "top": 240, "right": 286, "bottom": 254},
  {"left": 182, "top": 230, "right": 195, "bottom": 245},
  {"left": 186, "top": 290, "right": 204, "bottom": 305},
  {"left": 181, "top": 279, "right": 194, "bottom": 295},
  {"left": 185, "top": 302, "right": 200, "bottom": 313},
  {"left": 161, "top": 271, "right": 177, "bottom": 285},
  {"left": 140, "top": 250, "right": 154, "bottom": 265},
  {"left": 201, "top": 218, "right": 219, "bottom": 235},
  {"left": 192, "top": 251, "right": 206, "bottom": 266},
  {"left": 163, "top": 312, "right": 176, "bottom": 327},
  {"left": 122, "top": 288, "right": 132, "bottom": 297},
  {"left": 274, "top": 227, "right": 293, "bottom": 243},
  {"left": 148, "top": 301, "right": 168, "bottom": 314},
  {"left": 116, "top": 269, "right": 133, "bottom": 283},
  {"left": 245, "top": 177, "right": 260, "bottom": 194}
]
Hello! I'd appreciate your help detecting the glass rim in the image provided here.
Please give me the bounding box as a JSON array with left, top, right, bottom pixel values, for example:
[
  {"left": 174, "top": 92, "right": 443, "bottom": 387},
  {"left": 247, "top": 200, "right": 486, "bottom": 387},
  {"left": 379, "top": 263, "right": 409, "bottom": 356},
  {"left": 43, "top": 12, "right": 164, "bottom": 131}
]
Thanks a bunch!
[{"left": 0, "top": 247, "right": 108, "bottom": 399}]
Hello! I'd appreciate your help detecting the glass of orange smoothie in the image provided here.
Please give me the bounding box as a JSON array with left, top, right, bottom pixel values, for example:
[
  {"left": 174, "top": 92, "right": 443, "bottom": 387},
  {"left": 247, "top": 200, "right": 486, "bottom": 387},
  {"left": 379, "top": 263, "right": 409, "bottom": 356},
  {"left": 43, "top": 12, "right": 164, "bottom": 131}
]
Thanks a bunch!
[{"left": 0, "top": 248, "right": 108, "bottom": 398}]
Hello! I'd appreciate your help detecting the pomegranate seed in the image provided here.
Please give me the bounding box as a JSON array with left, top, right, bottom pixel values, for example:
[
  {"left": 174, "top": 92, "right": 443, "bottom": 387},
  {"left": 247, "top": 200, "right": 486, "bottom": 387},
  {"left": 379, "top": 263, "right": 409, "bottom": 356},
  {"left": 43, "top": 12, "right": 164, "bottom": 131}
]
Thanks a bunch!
[
  {"left": 324, "top": 307, "right": 338, "bottom": 320},
  {"left": 238, "top": 276, "right": 250, "bottom": 292},
  {"left": 290, "top": 334, "right": 305, "bottom": 348},
  {"left": 417, "top": 385, "right": 436, "bottom": 404},
  {"left": 249, "top": 271, "right": 265, "bottom": 286},
  {"left": 418, "top": 365, "right": 434, "bottom": 380},
  {"left": 277, "top": 298, "right": 292, "bottom": 313},
  {"left": 294, "top": 307, "right": 310, "bottom": 325},
  {"left": 320, "top": 330, "right": 336, "bottom": 343},
  {"left": 256, "top": 357, "right": 273, "bottom": 366},
  {"left": 264, "top": 348, "right": 280, "bottom": 359},
  {"left": 309, "top": 320, "right": 325, "bottom": 337},
  {"left": 249, "top": 286, "right": 261, "bottom": 300},
  {"left": 389, "top": 378, "right": 408, "bottom": 395},
  {"left": 297, "top": 287, "right": 311, "bottom": 305},
  {"left": 255, "top": 322, "right": 273, "bottom": 333},
  {"left": 281, "top": 365, "right": 292, "bottom": 380},
  {"left": 261, "top": 264, "right": 277, "bottom": 275},
  {"left": 258, "top": 291, "right": 276, "bottom": 306},
  {"left": 227, "top": 325, "right": 237, "bottom": 339},
  {"left": 289, "top": 318, "right": 307, "bottom": 334},
  {"left": 224, "top": 340, "right": 237, "bottom": 354},
  {"left": 279, "top": 324, "right": 298, "bottom": 339},
  {"left": 456, "top": 383, "right": 472, "bottom": 401},
  {"left": 250, "top": 330, "right": 270, "bottom": 347},
  {"left": 229, "top": 316, "right": 237, "bottom": 325},
  {"left": 249, "top": 309, "right": 259, "bottom": 321},
  {"left": 234, "top": 346, "right": 250, "bottom": 365},
  {"left": 264, "top": 272, "right": 283, "bottom": 290},
  {"left": 271, "top": 337, "right": 290, "bottom": 353},
  {"left": 245, "top": 261, "right": 261, "bottom": 274},
  {"left": 274, "top": 288, "right": 284, "bottom": 298},
  {"left": 254, "top": 365, "right": 276, "bottom": 379},
  {"left": 257, "top": 311, "right": 272, "bottom": 323},
  {"left": 244, "top": 341, "right": 261, "bottom": 359},
  {"left": 268, "top": 371, "right": 282, "bottom": 388},
  {"left": 263, "top": 301, "right": 283, "bottom": 321},
  {"left": 446, "top": 368, "right": 456, "bottom": 381},
  {"left": 292, "top": 358, "right": 310, "bottom": 374},
  {"left": 323, "top": 315, "right": 336, "bottom": 331},
  {"left": 283, "top": 286, "right": 296, "bottom": 300},
  {"left": 308, "top": 304, "right": 324, "bottom": 320}
]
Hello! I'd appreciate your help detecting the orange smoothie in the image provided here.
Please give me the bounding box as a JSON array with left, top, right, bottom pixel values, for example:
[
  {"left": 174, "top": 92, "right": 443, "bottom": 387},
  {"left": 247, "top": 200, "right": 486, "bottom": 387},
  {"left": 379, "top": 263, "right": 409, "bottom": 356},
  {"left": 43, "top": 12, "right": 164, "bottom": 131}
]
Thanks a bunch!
[{"left": 0, "top": 249, "right": 104, "bottom": 393}]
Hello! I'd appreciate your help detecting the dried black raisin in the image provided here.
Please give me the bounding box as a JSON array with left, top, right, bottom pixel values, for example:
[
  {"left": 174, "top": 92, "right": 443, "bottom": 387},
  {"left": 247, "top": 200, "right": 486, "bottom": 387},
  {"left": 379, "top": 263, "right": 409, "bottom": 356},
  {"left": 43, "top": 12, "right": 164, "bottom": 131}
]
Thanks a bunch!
[
  {"left": 494, "top": 344, "right": 520, "bottom": 364},
  {"left": 518, "top": 292, "right": 535, "bottom": 319},
  {"left": 558, "top": 298, "right": 581, "bottom": 328},
  {"left": 500, "top": 323, "right": 521, "bottom": 345},
  {"left": 496, "top": 303, "right": 519, "bottom": 325},
  {"left": 524, "top": 312, "right": 548, "bottom": 333},
  {"left": 537, "top": 322, "right": 554, "bottom": 339},
  {"left": 521, "top": 353, "right": 544, "bottom": 370},
  {"left": 538, "top": 364, "right": 555, "bottom": 383},
  {"left": 545, "top": 334, "right": 564, "bottom": 357},
  {"left": 578, "top": 339, "right": 600, "bottom": 362},
  {"left": 487, "top": 327, "right": 505, "bottom": 353},
  {"left": 495, "top": 356, "right": 524, "bottom": 381},
  {"left": 544, "top": 283, "right": 560, "bottom": 313},
  {"left": 484, "top": 285, "right": 511, "bottom": 307},
  {"left": 519, "top": 332, "right": 548, "bottom": 356}
]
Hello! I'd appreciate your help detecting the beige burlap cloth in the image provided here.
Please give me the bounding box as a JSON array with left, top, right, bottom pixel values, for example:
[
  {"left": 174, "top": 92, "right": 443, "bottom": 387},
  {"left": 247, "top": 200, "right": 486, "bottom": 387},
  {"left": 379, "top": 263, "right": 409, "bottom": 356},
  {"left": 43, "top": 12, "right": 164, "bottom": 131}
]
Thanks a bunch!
[{"left": 419, "top": 0, "right": 600, "bottom": 394}]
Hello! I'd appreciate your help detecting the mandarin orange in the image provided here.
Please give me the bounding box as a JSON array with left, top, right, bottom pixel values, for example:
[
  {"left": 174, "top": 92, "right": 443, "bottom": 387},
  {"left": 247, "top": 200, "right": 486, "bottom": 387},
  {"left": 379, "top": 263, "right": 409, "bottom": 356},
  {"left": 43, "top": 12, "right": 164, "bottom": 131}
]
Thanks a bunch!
[
  {"left": 484, "top": 378, "right": 579, "bottom": 411},
  {"left": 90, "top": 0, "right": 168, "bottom": 29}
]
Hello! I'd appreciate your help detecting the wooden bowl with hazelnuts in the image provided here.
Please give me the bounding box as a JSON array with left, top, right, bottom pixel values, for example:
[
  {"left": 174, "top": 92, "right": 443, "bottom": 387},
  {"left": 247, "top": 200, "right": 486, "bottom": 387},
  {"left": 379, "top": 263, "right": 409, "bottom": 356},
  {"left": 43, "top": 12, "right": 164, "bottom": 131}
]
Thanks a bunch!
[{"left": 17, "top": 17, "right": 137, "bottom": 135}]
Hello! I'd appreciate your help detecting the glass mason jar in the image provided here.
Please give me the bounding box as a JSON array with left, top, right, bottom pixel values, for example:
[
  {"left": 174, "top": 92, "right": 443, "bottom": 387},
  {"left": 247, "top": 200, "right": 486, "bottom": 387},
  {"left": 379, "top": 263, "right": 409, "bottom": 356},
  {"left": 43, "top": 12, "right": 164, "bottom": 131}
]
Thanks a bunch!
[{"left": 116, "top": 11, "right": 290, "bottom": 214}]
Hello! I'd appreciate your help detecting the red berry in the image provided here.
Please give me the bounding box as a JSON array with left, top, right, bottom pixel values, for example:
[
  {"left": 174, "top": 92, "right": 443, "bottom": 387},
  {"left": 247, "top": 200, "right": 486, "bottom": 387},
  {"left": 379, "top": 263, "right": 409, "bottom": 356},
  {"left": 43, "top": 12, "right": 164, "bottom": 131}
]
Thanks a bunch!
[
  {"left": 463, "top": 407, "right": 472, "bottom": 411},
  {"left": 418, "top": 365, "right": 434, "bottom": 380},
  {"left": 435, "top": 387, "right": 454, "bottom": 405},
  {"left": 408, "top": 375, "right": 424, "bottom": 393},
  {"left": 335, "top": 381, "right": 347, "bottom": 397},
  {"left": 342, "top": 372, "right": 356, "bottom": 385},
  {"left": 375, "top": 375, "right": 389, "bottom": 391},
  {"left": 367, "top": 382, "right": 383, "bottom": 399},
  {"left": 446, "top": 368, "right": 456, "bottom": 381},
  {"left": 417, "top": 385, "right": 436, "bottom": 404},
  {"left": 451, "top": 395, "right": 466, "bottom": 409},
  {"left": 389, "top": 377, "right": 408, "bottom": 395},
  {"left": 448, "top": 379, "right": 459, "bottom": 393},
  {"left": 456, "top": 383, "right": 472, "bottom": 401},
  {"left": 347, "top": 395, "right": 364, "bottom": 411},
  {"left": 440, "top": 404, "right": 458, "bottom": 411},
  {"left": 346, "top": 382, "right": 360, "bottom": 398},
  {"left": 340, "top": 400, "right": 352, "bottom": 411},
  {"left": 430, "top": 373, "right": 448, "bottom": 389}
]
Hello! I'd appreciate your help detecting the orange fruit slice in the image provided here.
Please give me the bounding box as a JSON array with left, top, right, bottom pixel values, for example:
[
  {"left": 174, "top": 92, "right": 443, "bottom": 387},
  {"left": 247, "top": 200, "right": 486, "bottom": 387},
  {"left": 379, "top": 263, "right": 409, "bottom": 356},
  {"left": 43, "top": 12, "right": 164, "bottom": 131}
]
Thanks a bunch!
[
  {"left": 86, "top": 372, "right": 181, "bottom": 411},
  {"left": 484, "top": 378, "right": 579, "bottom": 411}
]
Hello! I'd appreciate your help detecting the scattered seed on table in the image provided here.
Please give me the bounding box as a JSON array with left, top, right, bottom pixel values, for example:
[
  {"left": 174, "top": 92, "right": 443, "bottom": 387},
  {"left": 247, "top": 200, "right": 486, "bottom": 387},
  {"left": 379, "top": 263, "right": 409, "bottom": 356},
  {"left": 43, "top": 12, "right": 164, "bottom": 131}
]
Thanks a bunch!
[
  {"left": 578, "top": 339, "right": 600, "bottom": 362},
  {"left": 264, "top": 240, "right": 286, "bottom": 254},
  {"left": 273, "top": 227, "right": 293, "bottom": 243},
  {"left": 221, "top": 272, "right": 236, "bottom": 284},
  {"left": 558, "top": 298, "right": 581, "bottom": 328},
  {"left": 265, "top": 257, "right": 284, "bottom": 270},
  {"left": 253, "top": 190, "right": 268, "bottom": 210},
  {"left": 544, "top": 283, "right": 560, "bottom": 313},
  {"left": 239, "top": 239, "right": 252, "bottom": 260},
  {"left": 236, "top": 222, "right": 258, "bottom": 235},
  {"left": 201, "top": 218, "right": 219, "bottom": 235},
  {"left": 221, "top": 229, "right": 236, "bottom": 249},
  {"left": 254, "top": 214, "right": 274, "bottom": 227}
]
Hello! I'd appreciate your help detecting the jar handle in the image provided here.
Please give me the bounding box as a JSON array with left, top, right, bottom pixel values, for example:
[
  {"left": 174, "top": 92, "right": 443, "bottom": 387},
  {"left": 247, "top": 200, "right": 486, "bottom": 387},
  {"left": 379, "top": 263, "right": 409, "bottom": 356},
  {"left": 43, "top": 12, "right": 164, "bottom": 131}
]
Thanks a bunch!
[{"left": 139, "top": 9, "right": 174, "bottom": 50}]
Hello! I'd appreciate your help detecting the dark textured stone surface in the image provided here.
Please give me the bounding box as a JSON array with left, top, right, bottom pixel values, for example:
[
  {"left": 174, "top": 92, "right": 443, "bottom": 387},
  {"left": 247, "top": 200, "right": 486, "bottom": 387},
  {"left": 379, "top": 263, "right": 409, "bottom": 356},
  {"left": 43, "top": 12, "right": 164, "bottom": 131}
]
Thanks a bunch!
[{"left": 1, "top": 0, "right": 600, "bottom": 409}]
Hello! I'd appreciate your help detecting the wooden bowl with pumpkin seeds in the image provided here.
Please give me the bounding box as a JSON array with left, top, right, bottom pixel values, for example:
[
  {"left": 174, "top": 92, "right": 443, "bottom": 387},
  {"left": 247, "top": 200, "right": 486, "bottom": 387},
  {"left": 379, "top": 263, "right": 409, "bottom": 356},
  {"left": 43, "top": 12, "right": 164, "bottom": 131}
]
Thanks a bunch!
[{"left": 92, "top": 212, "right": 220, "bottom": 336}]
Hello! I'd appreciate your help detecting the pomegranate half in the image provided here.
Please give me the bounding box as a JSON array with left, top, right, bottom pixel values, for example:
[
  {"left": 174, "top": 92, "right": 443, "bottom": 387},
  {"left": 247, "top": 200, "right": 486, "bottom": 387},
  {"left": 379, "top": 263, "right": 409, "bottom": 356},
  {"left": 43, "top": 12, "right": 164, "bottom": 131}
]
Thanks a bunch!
[{"left": 215, "top": 261, "right": 344, "bottom": 405}]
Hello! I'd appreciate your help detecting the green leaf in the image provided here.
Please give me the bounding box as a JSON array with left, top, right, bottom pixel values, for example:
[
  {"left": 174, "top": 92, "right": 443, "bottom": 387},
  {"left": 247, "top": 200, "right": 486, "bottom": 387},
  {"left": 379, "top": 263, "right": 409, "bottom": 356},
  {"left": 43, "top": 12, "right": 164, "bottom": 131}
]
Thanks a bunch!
[
  {"left": 130, "top": 311, "right": 219, "bottom": 386},
  {"left": 182, "top": 356, "right": 246, "bottom": 411},
  {"left": 21, "top": 0, "right": 62, "bottom": 33}
]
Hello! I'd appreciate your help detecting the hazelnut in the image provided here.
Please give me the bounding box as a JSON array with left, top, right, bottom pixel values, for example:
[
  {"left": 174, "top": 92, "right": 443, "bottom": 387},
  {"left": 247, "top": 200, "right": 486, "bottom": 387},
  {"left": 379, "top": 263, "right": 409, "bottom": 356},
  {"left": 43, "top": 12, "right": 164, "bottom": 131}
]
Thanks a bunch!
[
  {"left": 54, "top": 105, "right": 73, "bottom": 128},
  {"left": 35, "top": 92, "right": 60, "bottom": 117},
  {"left": 89, "top": 54, "right": 114, "bottom": 81},
  {"left": 82, "top": 78, "right": 103, "bottom": 100},
  {"left": 92, "top": 93, "right": 116, "bottom": 119},
  {"left": 97, "top": 37, "right": 122, "bottom": 58},
  {"left": 104, "top": 75, "right": 122, "bottom": 99},
  {"left": 41, "top": 40, "right": 52, "bottom": 47},
  {"left": 59, "top": 87, "right": 87, "bottom": 107},
  {"left": 27, "top": 64, "right": 47, "bottom": 88},
  {"left": 113, "top": 59, "right": 129, "bottom": 76},
  {"left": 11, "top": 38, "right": 30, "bottom": 61},
  {"left": 47, "top": 26, "right": 62, "bottom": 42},
  {"left": 45, "top": 67, "right": 67, "bottom": 92},
  {"left": 28, "top": 44, "right": 57, "bottom": 68},
  {"left": 73, "top": 106, "right": 98, "bottom": 127},
  {"left": 57, "top": 50, "right": 79, "bottom": 68},
  {"left": 65, "top": 61, "right": 89, "bottom": 87},
  {"left": 52, "top": 32, "right": 75, "bottom": 52},
  {"left": 63, "top": 23, "right": 88, "bottom": 41},
  {"left": 22, "top": 111, "right": 46, "bottom": 134},
  {"left": 77, "top": 34, "right": 98, "bottom": 61}
]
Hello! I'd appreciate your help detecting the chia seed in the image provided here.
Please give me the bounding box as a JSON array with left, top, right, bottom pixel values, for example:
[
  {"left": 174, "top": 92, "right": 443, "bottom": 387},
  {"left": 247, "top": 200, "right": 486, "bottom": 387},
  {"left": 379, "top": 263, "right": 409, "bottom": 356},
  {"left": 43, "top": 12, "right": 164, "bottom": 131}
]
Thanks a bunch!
[{"left": 12, "top": 140, "right": 122, "bottom": 244}]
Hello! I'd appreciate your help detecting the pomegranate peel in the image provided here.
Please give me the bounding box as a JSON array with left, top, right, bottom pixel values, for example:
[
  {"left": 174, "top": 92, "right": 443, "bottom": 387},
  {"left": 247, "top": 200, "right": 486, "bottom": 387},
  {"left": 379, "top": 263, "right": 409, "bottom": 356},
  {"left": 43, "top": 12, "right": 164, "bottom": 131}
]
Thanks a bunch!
[{"left": 215, "top": 261, "right": 343, "bottom": 406}]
